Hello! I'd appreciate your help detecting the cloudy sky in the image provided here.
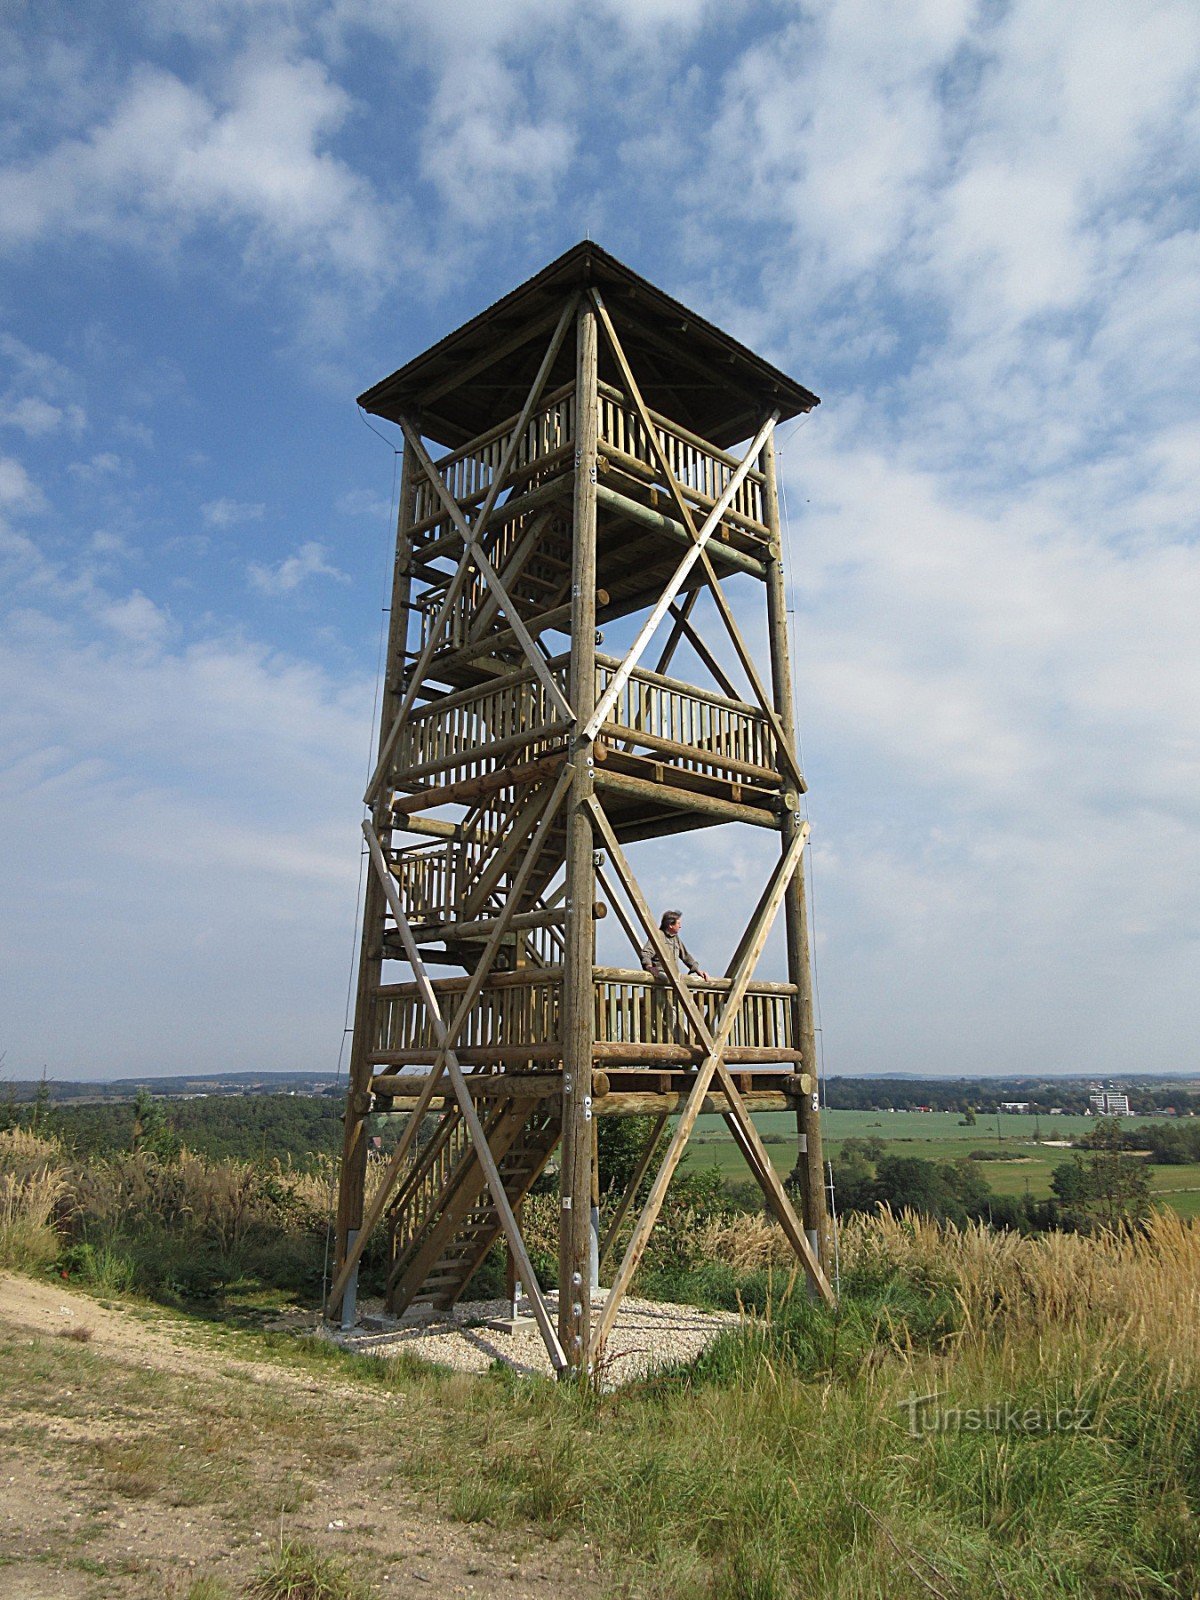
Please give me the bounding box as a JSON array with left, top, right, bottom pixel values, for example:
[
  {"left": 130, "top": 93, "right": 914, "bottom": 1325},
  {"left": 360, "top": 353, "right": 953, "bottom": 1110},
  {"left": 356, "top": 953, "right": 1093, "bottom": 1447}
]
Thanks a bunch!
[{"left": 1, "top": 0, "right": 1197, "bottom": 1084}]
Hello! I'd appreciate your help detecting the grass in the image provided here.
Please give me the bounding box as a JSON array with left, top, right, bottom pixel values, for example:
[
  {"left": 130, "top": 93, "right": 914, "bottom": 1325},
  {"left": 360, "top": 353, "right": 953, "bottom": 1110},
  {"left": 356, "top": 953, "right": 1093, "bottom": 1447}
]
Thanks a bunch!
[
  {"left": 0, "top": 1128, "right": 68, "bottom": 1270},
  {"left": 5, "top": 1207, "right": 1200, "bottom": 1598},
  {"left": 246, "top": 1537, "right": 371, "bottom": 1600},
  {"left": 7, "top": 1123, "right": 1200, "bottom": 1596}
]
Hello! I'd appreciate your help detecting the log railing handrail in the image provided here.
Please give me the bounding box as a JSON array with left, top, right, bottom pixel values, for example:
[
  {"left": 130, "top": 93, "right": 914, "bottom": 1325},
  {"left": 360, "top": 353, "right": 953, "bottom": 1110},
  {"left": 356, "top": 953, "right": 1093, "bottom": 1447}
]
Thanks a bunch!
[
  {"left": 413, "top": 387, "right": 575, "bottom": 524},
  {"left": 429, "top": 382, "right": 576, "bottom": 475},
  {"left": 407, "top": 377, "right": 768, "bottom": 545},
  {"left": 392, "top": 656, "right": 774, "bottom": 793},
  {"left": 372, "top": 968, "right": 795, "bottom": 1057},
  {"left": 596, "top": 380, "right": 767, "bottom": 481},
  {"left": 595, "top": 383, "right": 767, "bottom": 534}
]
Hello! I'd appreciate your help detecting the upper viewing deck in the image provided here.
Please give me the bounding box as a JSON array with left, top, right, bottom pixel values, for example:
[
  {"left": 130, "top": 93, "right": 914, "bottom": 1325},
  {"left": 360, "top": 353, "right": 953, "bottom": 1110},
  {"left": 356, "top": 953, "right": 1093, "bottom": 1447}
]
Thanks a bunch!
[{"left": 359, "top": 244, "right": 818, "bottom": 661}]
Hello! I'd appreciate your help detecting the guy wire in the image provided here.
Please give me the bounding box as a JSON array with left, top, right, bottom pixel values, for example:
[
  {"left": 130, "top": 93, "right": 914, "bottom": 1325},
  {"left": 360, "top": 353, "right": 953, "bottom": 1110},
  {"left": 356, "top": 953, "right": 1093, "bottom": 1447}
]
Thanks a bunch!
[
  {"left": 776, "top": 429, "right": 833, "bottom": 1160},
  {"left": 321, "top": 433, "right": 402, "bottom": 1306}
]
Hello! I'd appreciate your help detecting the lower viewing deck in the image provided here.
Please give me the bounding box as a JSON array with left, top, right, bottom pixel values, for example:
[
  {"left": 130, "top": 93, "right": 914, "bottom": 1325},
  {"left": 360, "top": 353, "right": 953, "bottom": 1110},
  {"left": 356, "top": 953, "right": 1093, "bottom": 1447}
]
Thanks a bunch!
[{"left": 365, "top": 966, "right": 810, "bottom": 1116}]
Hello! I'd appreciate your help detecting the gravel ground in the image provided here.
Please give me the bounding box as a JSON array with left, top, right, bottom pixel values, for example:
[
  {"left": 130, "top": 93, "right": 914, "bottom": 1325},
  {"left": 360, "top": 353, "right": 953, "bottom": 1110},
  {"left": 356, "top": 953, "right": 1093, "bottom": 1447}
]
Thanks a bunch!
[{"left": 324, "top": 1291, "right": 743, "bottom": 1385}]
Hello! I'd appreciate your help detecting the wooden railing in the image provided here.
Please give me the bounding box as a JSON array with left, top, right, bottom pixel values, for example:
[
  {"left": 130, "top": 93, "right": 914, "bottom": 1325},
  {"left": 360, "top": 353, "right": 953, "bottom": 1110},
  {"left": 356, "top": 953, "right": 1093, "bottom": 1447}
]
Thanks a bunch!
[
  {"left": 371, "top": 968, "right": 797, "bottom": 1066},
  {"left": 597, "top": 381, "right": 769, "bottom": 537},
  {"left": 416, "top": 509, "right": 571, "bottom": 657},
  {"left": 389, "top": 839, "right": 460, "bottom": 923},
  {"left": 387, "top": 1105, "right": 471, "bottom": 1259},
  {"left": 392, "top": 658, "right": 776, "bottom": 794},
  {"left": 392, "top": 661, "right": 571, "bottom": 789},
  {"left": 594, "top": 654, "right": 779, "bottom": 786},
  {"left": 408, "top": 379, "right": 767, "bottom": 548},
  {"left": 412, "top": 386, "right": 575, "bottom": 528},
  {"left": 593, "top": 970, "right": 795, "bottom": 1055},
  {"left": 389, "top": 782, "right": 566, "bottom": 964},
  {"left": 373, "top": 969, "right": 564, "bottom": 1066}
]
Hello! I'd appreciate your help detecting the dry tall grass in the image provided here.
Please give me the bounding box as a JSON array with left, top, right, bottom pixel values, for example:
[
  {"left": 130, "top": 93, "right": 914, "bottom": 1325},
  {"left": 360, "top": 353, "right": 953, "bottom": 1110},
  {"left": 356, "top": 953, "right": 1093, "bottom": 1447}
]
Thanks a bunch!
[{"left": 0, "top": 1128, "right": 69, "bottom": 1268}]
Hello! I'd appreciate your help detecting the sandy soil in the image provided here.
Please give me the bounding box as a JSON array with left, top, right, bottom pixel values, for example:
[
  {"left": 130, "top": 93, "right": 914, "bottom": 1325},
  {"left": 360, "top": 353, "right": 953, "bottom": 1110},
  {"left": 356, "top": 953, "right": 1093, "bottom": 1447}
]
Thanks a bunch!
[{"left": 0, "top": 1272, "right": 599, "bottom": 1600}]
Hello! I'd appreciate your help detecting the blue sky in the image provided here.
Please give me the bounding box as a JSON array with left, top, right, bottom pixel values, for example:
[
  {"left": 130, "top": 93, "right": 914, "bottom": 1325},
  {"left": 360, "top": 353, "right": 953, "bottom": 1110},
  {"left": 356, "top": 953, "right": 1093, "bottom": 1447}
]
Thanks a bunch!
[{"left": 1, "top": 0, "right": 1197, "bottom": 1082}]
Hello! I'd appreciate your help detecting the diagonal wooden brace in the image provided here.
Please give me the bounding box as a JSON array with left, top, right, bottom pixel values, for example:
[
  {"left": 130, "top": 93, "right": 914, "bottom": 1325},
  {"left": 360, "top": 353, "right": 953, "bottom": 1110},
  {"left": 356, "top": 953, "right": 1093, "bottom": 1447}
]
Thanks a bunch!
[
  {"left": 355, "top": 819, "right": 569, "bottom": 1369},
  {"left": 585, "top": 797, "right": 833, "bottom": 1341},
  {"left": 401, "top": 424, "right": 573, "bottom": 719},
  {"left": 365, "top": 296, "right": 578, "bottom": 804},
  {"left": 588, "top": 290, "right": 805, "bottom": 794},
  {"left": 580, "top": 408, "right": 778, "bottom": 743},
  {"left": 325, "top": 771, "right": 574, "bottom": 1365}
]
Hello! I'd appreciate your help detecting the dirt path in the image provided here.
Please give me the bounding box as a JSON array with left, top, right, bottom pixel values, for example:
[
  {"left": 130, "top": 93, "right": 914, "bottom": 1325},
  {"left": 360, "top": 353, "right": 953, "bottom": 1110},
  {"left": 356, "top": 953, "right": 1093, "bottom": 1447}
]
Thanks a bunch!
[{"left": 0, "top": 1272, "right": 592, "bottom": 1600}]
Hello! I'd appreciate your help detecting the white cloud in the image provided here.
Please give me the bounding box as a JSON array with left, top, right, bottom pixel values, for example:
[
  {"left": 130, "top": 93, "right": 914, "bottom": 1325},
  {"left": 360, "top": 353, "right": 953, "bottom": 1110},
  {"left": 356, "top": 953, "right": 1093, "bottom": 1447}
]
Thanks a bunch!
[
  {"left": 202, "top": 497, "right": 266, "bottom": 528},
  {"left": 0, "top": 454, "right": 46, "bottom": 512},
  {"left": 67, "top": 451, "right": 128, "bottom": 482},
  {"left": 0, "top": 395, "right": 83, "bottom": 437},
  {"left": 0, "top": 332, "right": 88, "bottom": 438},
  {"left": 96, "top": 590, "right": 170, "bottom": 647},
  {"left": 761, "top": 425, "right": 1200, "bottom": 1072},
  {"left": 247, "top": 540, "right": 350, "bottom": 594},
  {"left": 336, "top": 487, "right": 390, "bottom": 519},
  {"left": 0, "top": 53, "right": 392, "bottom": 281},
  {"left": 89, "top": 530, "right": 136, "bottom": 558}
]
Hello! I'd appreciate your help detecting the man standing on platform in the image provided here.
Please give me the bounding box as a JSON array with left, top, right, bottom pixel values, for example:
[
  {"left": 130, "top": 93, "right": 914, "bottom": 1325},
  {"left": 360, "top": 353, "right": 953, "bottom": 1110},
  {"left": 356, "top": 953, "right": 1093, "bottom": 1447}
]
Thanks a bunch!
[
  {"left": 641, "top": 910, "right": 710, "bottom": 983},
  {"left": 641, "top": 911, "right": 710, "bottom": 1041}
]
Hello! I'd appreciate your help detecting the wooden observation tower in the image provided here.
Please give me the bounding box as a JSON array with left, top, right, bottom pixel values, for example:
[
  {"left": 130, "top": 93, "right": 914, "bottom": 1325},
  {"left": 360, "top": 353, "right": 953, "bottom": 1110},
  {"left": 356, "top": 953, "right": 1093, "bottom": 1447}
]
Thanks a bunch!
[{"left": 327, "top": 243, "right": 834, "bottom": 1374}]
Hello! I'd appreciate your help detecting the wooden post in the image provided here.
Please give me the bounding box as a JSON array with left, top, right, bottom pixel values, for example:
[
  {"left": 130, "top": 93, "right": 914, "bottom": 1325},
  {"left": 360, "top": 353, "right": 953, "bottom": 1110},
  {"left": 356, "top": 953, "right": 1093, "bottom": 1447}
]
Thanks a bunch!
[
  {"left": 334, "top": 441, "right": 415, "bottom": 1281},
  {"left": 762, "top": 431, "right": 830, "bottom": 1266},
  {"left": 559, "top": 299, "right": 599, "bottom": 1373}
]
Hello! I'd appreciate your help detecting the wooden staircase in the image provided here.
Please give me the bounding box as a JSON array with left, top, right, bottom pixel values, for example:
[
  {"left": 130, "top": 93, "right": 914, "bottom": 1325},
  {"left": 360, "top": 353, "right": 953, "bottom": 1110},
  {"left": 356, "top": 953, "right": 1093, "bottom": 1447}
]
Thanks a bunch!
[{"left": 385, "top": 1100, "right": 561, "bottom": 1314}]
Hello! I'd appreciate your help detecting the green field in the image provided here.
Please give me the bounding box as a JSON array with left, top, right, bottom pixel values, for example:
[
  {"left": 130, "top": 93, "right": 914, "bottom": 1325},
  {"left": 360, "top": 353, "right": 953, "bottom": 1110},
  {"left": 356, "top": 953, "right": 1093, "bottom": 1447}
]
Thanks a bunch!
[{"left": 683, "top": 1107, "right": 1200, "bottom": 1216}]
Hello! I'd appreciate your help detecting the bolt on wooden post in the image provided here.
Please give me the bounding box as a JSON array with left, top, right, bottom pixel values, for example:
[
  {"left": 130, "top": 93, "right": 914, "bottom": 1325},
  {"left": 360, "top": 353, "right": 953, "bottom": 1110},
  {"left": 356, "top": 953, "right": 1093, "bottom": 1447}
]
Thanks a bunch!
[{"left": 328, "top": 243, "right": 834, "bottom": 1376}]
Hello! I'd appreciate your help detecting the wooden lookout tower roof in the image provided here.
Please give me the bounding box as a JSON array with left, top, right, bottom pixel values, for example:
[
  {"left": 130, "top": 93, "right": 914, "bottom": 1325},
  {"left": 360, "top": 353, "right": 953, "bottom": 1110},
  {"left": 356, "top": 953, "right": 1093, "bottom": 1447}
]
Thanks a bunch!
[{"left": 358, "top": 241, "right": 819, "bottom": 451}]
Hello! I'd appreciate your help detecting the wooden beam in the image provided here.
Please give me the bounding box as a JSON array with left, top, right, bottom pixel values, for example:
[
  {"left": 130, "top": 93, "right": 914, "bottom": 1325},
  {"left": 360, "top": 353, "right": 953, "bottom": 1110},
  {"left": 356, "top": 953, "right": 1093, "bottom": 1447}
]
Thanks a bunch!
[
  {"left": 351, "top": 817, "right": 570, "bottom": 1370},
  {"left": 580, "top": 428, "right": 778, "bottom": 739},
  {"left": 334, "top": 441, "right": 418, "bottom": 1278},
  {"left": 595, "top": 861, "right": 650, "bottom": 965},
  {"left": 588, "top": 292, "right": 807, "bottom": 797},
  {"left": 585, "top": 799, "right": 833, "bottom": 1347},
  {"left": 593, "top": 766, "right": 781, "bottom": 829},
  {"left": 399, "top": 422, "right": 575, "bottom": 725},
  {"left": 392, "top": 814, "right": 460, "bottom": 841},
  {"left": 410, "top": 905, "right": 565, "bottom": 943},
  {"left": 598, "top": 1112, "right": 667, "bottom": 1278},
  {"left": 459, "top": 782, "right": 558, "bottom": 920},
  {"left": 664, "top": 600, "right": 740, "bottom": 701},
  {"left": 467, "top": 510, "right": 553, "bottom": 644},
  {"left": 328, "top": 769, "right": 571, "bottom": 1326},
  {"left": 364, "top": 299, "right": 578, "bottom": 804},
  {"left": 762, "top": 429, "right": 829, "bottom": 1261},
  {"left": 391, "top": 750, "right": 567, "bottom": 815},
  {"left": 594, "top": 484, "right": 768, "bottom": 579},
  {"left": 559, "top": 298, "right": 600, "bottom": 1371}
]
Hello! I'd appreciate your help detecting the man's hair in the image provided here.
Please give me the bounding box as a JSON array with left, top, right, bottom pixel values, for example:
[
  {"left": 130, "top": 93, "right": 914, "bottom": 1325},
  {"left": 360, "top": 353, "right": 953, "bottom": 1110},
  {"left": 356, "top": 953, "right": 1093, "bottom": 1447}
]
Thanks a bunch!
[{"left": 661, "top": 909, "right": 682, "bottom": 928}]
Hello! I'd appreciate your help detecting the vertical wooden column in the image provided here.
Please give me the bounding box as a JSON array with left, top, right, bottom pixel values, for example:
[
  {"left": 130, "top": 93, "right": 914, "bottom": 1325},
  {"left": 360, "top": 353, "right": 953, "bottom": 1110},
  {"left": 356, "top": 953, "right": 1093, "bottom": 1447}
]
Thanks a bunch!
[
  {"left": 559, "top": 301, "right": 599, "bottom": 1371},
  {"left": 334, "top": 444, "right": 417, "bottom": 1283},
  {"left": 761, "top": 433, "right": 830, "bottom": 1265}
]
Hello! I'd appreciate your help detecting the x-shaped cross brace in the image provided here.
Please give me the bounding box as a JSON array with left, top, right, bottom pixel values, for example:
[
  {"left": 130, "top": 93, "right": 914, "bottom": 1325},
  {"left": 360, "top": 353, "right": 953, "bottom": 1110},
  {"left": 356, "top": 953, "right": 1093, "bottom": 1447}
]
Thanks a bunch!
[{"left": 586, "top": 795, "right": 834, "bottom": 1354}]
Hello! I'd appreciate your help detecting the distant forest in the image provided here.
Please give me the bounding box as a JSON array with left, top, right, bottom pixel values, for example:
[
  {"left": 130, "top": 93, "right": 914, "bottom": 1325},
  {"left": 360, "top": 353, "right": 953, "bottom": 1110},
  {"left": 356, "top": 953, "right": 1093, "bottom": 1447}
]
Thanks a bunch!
[
  {"left": 5, "top": 1092, "right": 343, "bottom": 1166},
  {"left": 822, "top": 1077, "right": 1199, "bottom": 1115}
]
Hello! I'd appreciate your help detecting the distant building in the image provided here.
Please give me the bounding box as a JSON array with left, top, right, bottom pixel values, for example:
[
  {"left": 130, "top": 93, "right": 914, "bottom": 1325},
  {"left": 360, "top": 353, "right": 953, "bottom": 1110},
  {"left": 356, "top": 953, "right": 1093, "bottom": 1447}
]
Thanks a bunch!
[
  {"left": 1090, "top": 1091, "right": 1131, "bottom": 1116},
  {"left": 999, "top": 1102, "right": 1031, "bottom": 1113}
]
